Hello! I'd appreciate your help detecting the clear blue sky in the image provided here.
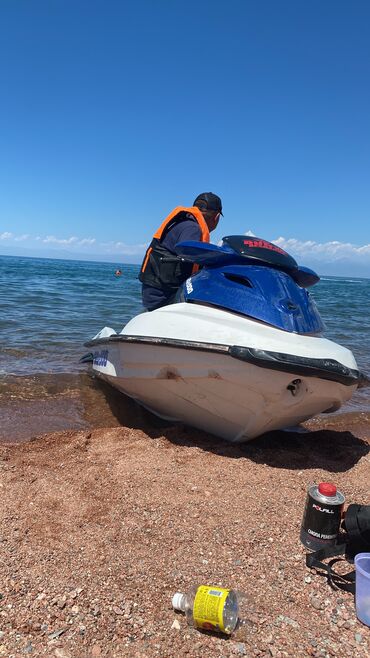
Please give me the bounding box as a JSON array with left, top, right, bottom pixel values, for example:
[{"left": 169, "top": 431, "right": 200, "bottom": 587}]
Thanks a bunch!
[{"left": 1, "top": 0, "right": 369, "bottom": 273}]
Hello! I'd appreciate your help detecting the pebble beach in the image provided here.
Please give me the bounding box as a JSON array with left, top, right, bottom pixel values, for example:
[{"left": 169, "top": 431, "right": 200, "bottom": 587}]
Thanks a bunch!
[{"left": 1, "top": 408, "right": 369, "bottom": 657}]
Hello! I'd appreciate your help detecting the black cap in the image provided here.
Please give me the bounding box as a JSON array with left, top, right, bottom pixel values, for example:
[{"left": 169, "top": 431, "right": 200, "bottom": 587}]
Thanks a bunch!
[{"left": 193, "top": 192, "right": 223, "bottom": 216}]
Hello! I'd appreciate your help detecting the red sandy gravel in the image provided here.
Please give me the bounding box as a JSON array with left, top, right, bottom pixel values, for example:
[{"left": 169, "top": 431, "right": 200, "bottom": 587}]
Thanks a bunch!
[{"left": 0, "top": 418, "right": 369, "bottom": 658}]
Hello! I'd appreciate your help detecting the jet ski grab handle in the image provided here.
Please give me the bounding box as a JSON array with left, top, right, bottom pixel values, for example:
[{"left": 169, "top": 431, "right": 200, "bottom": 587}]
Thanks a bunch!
[{"left": 175, "top": 236, "right": 320, "bottom": 288}]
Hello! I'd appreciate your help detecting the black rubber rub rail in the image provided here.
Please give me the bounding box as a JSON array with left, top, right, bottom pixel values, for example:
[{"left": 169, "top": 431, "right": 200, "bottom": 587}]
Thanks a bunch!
[
  {"left": 229, "top": 346, "right": 360, "bottom": 386},
  {"left": 84, "top": 334, "right": 361, "bottom": 387}
]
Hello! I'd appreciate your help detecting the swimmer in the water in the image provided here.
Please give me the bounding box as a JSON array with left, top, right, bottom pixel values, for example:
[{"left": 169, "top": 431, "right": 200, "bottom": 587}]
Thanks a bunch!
[{"left": 114, "top": 269, "right": 122, "bottom": 276}]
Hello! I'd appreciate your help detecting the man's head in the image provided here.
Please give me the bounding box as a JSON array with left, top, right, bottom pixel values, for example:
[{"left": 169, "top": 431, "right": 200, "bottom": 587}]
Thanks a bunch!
[{"left": 193, "top": 192, "right": 223, "bottom": 232}]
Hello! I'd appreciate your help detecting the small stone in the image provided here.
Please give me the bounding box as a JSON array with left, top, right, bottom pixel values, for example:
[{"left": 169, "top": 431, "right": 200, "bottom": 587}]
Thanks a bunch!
[
  {"left": 113, "top": 606, "right": 123, "bottom": 615},
  {"left": 23, "top": 643, "right": 33, "bottom": 654},
  {"left": 54, "top": 650, "right": 72, "bottom": 658},
  {"left": 235, "top": 642, "right": 247, "bottom": 655},
  {"left": 57, "top": 597, "right": 66, "bottom": 610},
  {"left": 48, "top": 629, "right": 66, "bottom": 640},
  {"left": 193, "top": 642, "right": 203, "bottom": 651},
  {"left": 71, "top": 605, "right": 79, "bottom": 615},
  {"left": 355, "top": 633, "right": 362, "bottom": 643},
  {"left": 304, "top": 576, "right": 312, "bottom": 584},
  {"left": 286, "top": 616, "right": 299, "bottom": 628},
  {"left": 171, "top": 619, "right": 181, "bottom": 630},
  {"left": 311, "top": 596, "right": 324, "bottom": 611},
  {"left": 91, "top": 646, "right": 101, "bottom": 657}
]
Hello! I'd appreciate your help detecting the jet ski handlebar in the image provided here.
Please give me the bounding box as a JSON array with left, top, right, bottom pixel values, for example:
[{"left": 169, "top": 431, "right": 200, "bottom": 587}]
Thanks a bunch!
[{"left": 175, "top": 236, "right": 320, "bottom": 288}]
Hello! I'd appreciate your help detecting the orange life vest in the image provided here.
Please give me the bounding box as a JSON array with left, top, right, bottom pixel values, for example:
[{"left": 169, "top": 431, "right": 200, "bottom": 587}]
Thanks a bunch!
[{"left": 139, "top": 207, "right": 209, "bottom": 290}]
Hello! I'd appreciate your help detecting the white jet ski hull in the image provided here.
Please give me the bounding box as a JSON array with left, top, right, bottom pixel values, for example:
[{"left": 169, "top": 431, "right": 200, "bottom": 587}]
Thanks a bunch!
[{"left": 86, "top": 304, "right": 358, "bottom": 442}]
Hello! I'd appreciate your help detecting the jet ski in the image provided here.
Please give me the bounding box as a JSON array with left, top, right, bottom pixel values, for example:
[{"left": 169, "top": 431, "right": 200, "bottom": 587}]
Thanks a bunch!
[{"left": 83, "top": 236, "right": 361, "bottom": 442}]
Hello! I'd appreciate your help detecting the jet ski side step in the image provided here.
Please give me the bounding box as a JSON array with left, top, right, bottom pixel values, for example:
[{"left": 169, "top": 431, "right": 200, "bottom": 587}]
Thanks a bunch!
[{"left": 84, "top": 334, "right": 360, "bottom": 387}]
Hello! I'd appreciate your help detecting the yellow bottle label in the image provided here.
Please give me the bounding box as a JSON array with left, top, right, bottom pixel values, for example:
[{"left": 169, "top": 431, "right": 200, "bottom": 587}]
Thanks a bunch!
[{"left": 193, "top": 585, "right": 230, "bottom": 633}]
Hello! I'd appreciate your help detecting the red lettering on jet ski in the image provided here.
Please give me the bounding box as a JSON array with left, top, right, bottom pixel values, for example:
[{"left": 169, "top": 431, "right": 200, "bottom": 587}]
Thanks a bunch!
[{"left": 243, "top": 239, "right": 287, "bottom": 255}]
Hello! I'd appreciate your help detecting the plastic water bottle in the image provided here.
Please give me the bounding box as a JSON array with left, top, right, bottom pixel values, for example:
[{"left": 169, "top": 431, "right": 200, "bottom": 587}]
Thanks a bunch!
[{"left": 172, "top": 585, "right": 241, "bottom": 635}]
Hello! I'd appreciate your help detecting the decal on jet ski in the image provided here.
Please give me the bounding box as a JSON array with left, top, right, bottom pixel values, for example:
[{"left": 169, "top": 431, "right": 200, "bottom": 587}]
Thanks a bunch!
[
  {"left": 186, "top": 278, "right": 193, "bottom": 294},
  {"left": 243, "top": 239, "right": 287, "bottom": 255},
  {"left": 93, "top": 350, "right": 108, "bottom": 367}
]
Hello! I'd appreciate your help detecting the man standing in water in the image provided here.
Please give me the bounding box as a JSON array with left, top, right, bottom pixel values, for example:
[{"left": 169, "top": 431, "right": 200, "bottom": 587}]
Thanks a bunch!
[{"left": 139, "top": 192, "right": 223, "bottom": 311}]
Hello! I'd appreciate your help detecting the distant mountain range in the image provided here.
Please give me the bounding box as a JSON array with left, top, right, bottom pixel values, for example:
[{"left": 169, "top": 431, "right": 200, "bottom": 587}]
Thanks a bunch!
[{"left": 0, "top": 244, "right": 142, "bottom": 265}]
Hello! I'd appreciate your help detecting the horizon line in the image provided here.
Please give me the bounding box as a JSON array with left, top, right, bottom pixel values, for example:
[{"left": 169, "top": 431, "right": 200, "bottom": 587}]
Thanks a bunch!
[{"left": 2, "top": 249, "right": 370, "bottom": 280}]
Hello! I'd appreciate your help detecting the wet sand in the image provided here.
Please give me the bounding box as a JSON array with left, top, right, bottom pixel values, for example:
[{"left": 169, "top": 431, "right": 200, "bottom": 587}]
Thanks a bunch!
[{"left": 0, "top": 374, "right": 138, "bottom": 443}]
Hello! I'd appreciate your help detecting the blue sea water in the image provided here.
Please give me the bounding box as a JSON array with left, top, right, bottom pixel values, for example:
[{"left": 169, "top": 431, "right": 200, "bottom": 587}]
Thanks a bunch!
[
  {"left": 0, "top": 254, "right": 369, "bottom": 440},
  {"left": 0, "top": 255, "right": 143, "bottom": 374}
]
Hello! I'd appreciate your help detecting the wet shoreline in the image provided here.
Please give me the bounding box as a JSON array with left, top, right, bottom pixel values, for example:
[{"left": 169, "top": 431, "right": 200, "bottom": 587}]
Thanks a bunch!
[{"left": 1, "top": 370, "right": 369, "bottom": 445}]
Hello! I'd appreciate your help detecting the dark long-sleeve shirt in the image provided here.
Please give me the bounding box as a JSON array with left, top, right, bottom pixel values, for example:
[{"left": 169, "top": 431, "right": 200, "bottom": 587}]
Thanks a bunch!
[{"left": 142, "top": 215, "right": 201, "bottom": 311}]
